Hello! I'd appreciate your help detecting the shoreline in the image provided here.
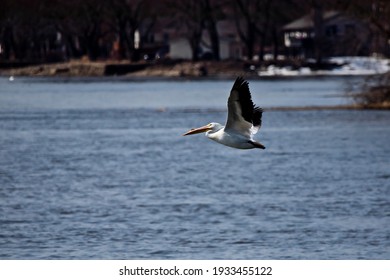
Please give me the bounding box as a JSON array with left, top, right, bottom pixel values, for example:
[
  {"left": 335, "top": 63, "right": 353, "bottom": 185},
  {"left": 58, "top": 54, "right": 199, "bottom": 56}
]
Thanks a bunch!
[
  {"left": 0, "top": 60, "right": 248, "bottom": 78},
  {"left": 1, "top": 57, "right": 389, "bottom": 78},
  {"left": 1, "top": 60, "right": 389, "bottom": 110}
]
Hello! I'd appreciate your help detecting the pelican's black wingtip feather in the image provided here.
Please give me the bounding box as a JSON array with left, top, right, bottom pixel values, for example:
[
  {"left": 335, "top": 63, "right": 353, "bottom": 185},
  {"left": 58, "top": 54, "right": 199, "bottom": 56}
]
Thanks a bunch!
[
  {"left": 232, "top": 76, "right": 262, "bottom": 125},
  {"left": 253, "top": 106, "right": 263, "bottom": 128},
  {"left": 254, "top": 106, "right": 263, "bottom": 113},
  {"left": 232, "top": 76, "right": 249, "bottom": 92}
]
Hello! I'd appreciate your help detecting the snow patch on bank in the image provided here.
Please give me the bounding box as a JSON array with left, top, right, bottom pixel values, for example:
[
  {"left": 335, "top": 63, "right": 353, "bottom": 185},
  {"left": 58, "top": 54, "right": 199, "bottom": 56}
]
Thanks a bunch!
[{"left": 259, "top": 56, "right": 390, "bottom": 77}]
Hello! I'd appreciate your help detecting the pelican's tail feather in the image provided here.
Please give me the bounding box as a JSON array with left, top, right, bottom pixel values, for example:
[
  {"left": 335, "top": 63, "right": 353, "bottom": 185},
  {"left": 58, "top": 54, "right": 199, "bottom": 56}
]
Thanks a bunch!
[{"left": 249, "top": 140, "right": 265, "bottom": 149}]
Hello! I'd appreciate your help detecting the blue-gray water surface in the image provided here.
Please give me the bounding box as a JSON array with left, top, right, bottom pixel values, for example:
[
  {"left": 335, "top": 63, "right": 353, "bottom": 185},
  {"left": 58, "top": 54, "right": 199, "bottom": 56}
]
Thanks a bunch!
[{"left": 0, "top": 76, "right": 389, "bottom": 259}]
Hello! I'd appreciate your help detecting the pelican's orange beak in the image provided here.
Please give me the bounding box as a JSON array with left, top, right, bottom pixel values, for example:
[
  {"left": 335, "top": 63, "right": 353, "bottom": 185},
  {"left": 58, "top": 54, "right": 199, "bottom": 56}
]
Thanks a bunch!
[{"left": 182, "top": 124, "right": 212, "bottom": 136}]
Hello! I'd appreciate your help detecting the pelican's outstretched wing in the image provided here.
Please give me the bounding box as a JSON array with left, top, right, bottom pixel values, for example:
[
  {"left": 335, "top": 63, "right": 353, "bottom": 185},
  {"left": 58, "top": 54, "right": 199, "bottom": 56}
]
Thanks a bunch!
[{"left": 225, "top": 77, "right": 262, "bottom": 137}]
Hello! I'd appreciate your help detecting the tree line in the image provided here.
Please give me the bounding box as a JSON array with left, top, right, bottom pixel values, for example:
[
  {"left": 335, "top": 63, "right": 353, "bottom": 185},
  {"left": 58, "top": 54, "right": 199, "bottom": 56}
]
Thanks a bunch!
[{"left": 0, "top": 0, "right": 389, "bottom": 63}]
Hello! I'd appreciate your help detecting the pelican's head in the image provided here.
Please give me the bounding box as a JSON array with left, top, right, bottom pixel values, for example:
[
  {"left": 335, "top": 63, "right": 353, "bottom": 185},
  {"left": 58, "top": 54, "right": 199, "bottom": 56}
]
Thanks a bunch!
[{"left": 183, "top": 122, "right": 222, "bottom": 136}]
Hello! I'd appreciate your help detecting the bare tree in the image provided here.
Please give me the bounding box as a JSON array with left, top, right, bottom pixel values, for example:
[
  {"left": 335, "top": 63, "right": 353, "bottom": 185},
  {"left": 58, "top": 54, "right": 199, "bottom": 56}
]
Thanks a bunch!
[
  {"left": 230, "top": 0, "right": 258, "bottom": 60},
  {"left": 230, "top": 0, "right": 276, "bottom": 61},
  {"left": 48, "top": 0, "right": 110, "bottom": 60},
  {"left": 351, "top": 0, "right": 390, "bottom": 45},
  {"left": 167, "top": 0, "right": 205, "bottom": 61},
  {"left": 107, "top": 0, "right": 157, "bottom": 61},
  {"left": 202, "top": 0, "right": 224, "bottom": 61},
  {"left": 0, "top": 0, "right": 54, "bottom": 61},
  {"left": 1, "top": 0, "right": 388, "bottom": 64},
  {"left": 78, "top": 0, "right": 108, "bottom": 60},
  {"left": 0, "top": 0, "right": 17, "bottom": 60},
  {"left": 312, "top": 0, "right": 324, "bottom": 65},
  {"left": 269, "top": 0, "right": 301, "bottom": 60}
]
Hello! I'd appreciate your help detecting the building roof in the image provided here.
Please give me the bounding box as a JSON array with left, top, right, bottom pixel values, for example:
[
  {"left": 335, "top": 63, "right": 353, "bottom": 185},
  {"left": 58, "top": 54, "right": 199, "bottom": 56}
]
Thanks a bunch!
[{"left": 283, "top": 11, "right": 340, "bottom": 30}]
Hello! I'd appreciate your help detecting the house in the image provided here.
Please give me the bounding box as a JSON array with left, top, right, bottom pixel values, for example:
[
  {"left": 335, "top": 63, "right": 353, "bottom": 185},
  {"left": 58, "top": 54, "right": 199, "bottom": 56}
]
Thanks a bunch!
[
  {"left": 214, "top": 20, "right": 243, "bottom": 60},
  {"left": 283, "top": 11, "right": 370, "bottom": 58},
  {"left": 163, "top": 19, "right": 243, "bottom": 60}
]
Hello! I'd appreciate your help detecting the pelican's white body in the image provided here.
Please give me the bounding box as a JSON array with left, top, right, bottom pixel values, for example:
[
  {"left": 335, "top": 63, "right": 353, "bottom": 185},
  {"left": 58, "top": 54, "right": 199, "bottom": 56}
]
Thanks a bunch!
[{"left": 206, "top": 124, "right": 255, "bottom": 149}]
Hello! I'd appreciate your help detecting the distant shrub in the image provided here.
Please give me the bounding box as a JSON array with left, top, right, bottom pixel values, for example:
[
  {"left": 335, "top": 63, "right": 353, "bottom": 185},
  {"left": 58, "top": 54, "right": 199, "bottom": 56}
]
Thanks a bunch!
[{"left": 354, "top": 73, "right": 390, "bottom": 108}]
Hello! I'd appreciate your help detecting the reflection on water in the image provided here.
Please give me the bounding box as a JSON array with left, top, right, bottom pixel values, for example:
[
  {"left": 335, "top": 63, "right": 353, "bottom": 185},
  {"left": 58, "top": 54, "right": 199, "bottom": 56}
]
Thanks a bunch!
[{"left": 0, "top": 77, "right": 389, "bottom": 259}]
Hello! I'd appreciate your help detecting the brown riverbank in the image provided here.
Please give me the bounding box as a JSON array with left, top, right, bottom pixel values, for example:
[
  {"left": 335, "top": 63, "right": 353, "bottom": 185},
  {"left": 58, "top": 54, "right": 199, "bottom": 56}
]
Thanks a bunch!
[{"left": 0, "top": 59, "right": 249, "bottom": 78}]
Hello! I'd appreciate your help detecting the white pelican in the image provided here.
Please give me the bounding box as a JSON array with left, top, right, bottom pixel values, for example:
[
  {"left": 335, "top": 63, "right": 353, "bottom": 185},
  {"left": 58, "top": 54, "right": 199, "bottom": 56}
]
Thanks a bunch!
[{"left": 183, "top": 77, "right": 265, "bottom": 150}]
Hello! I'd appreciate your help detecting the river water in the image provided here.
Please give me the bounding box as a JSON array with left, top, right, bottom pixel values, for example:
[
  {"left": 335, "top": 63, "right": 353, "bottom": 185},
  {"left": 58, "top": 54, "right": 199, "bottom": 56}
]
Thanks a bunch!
[{"left": 0, "top": 76, "right": 389, "bottom": 259}]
